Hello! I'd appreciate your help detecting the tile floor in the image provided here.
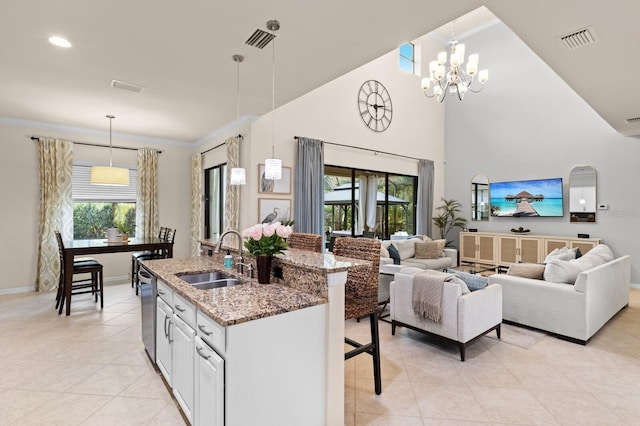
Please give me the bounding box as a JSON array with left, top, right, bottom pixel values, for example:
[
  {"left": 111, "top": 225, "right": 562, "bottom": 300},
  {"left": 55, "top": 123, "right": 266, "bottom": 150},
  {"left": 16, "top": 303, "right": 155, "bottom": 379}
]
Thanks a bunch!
[{"left": 1, "top": 283, "right": 639, "bottom": 425}]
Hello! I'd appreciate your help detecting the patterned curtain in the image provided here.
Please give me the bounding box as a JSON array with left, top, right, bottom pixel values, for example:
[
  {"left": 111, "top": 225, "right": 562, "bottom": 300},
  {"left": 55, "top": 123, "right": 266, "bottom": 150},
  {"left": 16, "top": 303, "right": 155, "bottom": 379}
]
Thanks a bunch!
[
  {"left": 136, "top": 148, "right": 159, "bottom": 240},
  {"left": 417, "top": 159, "right": 435, "bottom": 237},
  {"left": 223, "top": 136, "right": 240, "bottom": 237},
  {"left": 294, "top": 137, "right": 324, "bottom": 234},
  {"left": 36, "top": 139, "right": 73, "bottom": 292},
  {"left": 190, "top": 154, "right": 203, "bottom": 256}
]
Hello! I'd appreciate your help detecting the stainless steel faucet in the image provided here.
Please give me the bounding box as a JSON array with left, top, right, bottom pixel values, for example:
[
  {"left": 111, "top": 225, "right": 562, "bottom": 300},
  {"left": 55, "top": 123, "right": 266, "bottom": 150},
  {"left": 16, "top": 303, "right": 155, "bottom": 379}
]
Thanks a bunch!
[{"left": 214, "top": 230, "right": 251, "bottom": 277}]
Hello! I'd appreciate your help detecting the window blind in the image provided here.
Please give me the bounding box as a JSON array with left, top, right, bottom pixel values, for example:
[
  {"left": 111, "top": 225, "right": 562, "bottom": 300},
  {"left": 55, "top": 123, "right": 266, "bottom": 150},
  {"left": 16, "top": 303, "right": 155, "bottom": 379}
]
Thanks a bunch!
[{"left": 72, "top": 164, "right": 137, "bottom": 202}]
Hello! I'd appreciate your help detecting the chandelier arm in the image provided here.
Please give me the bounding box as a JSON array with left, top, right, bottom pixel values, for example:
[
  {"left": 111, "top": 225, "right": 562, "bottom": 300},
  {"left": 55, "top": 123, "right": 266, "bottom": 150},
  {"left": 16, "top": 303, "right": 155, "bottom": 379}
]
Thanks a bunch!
[{"left": 468, "top": 85, "right": 486, "bottom": 94}]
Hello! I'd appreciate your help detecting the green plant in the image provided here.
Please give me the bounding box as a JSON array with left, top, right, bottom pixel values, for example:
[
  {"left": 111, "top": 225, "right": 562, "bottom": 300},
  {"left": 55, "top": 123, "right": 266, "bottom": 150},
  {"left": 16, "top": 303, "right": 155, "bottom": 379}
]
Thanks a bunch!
[{"left": 433, "top": 198, "right": 468, "bottom": 242}]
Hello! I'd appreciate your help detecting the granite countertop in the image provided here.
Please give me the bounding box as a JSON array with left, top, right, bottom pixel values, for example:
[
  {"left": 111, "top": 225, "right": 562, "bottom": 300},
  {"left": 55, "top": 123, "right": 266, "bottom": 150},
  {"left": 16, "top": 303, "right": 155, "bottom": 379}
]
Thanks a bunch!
[{"left": 142, "top": 248, "right": 369, "bottom": 327}]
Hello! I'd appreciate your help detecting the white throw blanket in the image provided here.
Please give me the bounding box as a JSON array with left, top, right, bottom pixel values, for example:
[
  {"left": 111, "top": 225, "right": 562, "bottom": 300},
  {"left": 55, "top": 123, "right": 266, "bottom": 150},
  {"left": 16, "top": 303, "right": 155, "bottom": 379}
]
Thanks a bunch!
[{"left": 412, "top": 270, "right": 455, "bottom": 323}]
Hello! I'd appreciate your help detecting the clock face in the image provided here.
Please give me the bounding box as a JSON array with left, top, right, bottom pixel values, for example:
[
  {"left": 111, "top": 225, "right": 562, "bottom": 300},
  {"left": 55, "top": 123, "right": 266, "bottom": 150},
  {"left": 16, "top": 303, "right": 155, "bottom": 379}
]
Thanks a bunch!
[{"left": 358, "top": 80, "right": 392, "bottom": 132}]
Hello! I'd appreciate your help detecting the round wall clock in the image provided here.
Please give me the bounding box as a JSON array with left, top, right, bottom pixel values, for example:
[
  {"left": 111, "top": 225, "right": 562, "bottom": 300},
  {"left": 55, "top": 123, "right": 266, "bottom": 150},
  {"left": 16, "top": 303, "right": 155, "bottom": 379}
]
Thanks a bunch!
[{"left": 358, "top": 80, "right": 393, "bottom": 132}]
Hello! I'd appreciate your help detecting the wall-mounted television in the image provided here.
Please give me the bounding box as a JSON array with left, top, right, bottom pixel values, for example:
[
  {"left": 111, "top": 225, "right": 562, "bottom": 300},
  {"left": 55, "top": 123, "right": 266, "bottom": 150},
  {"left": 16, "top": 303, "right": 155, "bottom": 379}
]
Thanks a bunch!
[{"left": 490, "top": 177, "right": 564, "bottom": 217}]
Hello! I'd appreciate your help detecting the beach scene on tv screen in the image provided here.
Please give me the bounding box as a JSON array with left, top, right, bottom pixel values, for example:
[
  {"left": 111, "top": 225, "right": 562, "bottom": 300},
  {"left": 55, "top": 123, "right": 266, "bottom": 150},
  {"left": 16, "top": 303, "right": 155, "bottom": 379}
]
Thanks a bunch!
[{"left": 490, "top": 178, "right": 563, "bottom": 217}]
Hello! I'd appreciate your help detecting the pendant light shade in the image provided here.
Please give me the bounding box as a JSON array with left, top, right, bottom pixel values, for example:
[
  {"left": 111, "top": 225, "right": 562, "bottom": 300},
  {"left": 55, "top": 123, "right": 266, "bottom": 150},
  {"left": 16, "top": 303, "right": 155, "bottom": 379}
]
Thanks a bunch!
[
  {"left": 91, "top": 115, "right": 130, "bottom": 186},
  {"left": 230, "top": 54, "right": 246, "bottom": 186},
  {"left": 264, "top": 158, "right": 282, "bottom": 180},
  {"left": 264, "top": 19, "right": 282, "bottom": 180},
  {"left": 229, "top": 167, "right": 246, "bottom": 185}
]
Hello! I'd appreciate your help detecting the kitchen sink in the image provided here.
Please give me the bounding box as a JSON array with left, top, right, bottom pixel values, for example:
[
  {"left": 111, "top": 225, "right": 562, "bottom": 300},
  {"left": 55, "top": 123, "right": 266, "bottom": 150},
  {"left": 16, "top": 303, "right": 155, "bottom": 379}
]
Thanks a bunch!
[
  {"left": 177, "top": 271, "right": 242, "bottom": 290},
  {"left": 191, "top": 279, "right": 240, "bottom": 290}
]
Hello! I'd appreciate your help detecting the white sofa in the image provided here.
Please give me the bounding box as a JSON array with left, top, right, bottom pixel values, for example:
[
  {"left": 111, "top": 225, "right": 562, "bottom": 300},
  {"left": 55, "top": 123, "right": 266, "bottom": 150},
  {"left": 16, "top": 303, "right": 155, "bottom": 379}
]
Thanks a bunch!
[
  {"left": 488, "top": 246, "right": 630, "bottom": 344},
  {"left": 380, "top": 238, "right": 456, "bottom": 270},
  {"left": 390, "top": 267, "right": 502, "bottom": 361}
]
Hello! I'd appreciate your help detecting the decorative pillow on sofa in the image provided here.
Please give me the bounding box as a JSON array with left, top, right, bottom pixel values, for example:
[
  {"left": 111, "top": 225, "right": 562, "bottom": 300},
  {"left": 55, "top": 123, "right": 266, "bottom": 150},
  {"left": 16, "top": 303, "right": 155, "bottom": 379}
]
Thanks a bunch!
[
  {"left": 446, "top": 268, "right": 489, "bottom": 291},
  {"left": 543, "top": 247, "right": 577, "bottom": 264},
  {"left": 543, "top": 244, "right": 614, "bottom": 284},
  {"left": 415, "top": 239, "right": 446, "bottom": 259},
  {"left": 387, "top": 243, "right": 401, "bottom": 265},
  {"left": 507, "top": 263, "right": 546, "bottom": 280},
  {"left": 380, "top": 244, "right": 390, "bottom": 258},
  {"left": 394, "top": 238, "right": 422, "bottom": 260}
]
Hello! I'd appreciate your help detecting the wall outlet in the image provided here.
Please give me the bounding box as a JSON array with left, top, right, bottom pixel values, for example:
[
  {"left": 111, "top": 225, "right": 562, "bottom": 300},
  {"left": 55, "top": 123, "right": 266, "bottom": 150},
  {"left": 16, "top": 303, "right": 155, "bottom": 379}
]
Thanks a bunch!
[{"left": 598, "top": 204, "right": 609, "bottom": 210}]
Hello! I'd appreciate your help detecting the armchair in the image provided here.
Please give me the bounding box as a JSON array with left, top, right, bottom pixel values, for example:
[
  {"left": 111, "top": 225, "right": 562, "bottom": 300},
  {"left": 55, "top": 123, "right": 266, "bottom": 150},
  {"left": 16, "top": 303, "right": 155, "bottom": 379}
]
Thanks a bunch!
[{"left": 390, "top": 268, "right": 502, "bottom": 361}]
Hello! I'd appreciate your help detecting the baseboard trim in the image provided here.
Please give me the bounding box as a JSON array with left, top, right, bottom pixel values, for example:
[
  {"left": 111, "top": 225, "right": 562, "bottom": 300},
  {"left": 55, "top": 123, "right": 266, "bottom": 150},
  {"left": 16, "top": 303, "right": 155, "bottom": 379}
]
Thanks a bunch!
[{"left": 0, "top": 276, "right": 130, "bottom": 296}]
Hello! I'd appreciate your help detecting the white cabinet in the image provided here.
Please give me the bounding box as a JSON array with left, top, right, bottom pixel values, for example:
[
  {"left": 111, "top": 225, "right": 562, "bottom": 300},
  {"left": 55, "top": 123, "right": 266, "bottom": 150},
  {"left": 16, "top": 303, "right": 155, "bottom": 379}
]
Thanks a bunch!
[
  {"left": 156, "top": 297, "right": 173, "bottom": 386},
  {"left": 194, "top": 336, "right": 224, "bottom": 426},
  {"left": 173, "top": 314, "right": 195, "bottom": 424}
]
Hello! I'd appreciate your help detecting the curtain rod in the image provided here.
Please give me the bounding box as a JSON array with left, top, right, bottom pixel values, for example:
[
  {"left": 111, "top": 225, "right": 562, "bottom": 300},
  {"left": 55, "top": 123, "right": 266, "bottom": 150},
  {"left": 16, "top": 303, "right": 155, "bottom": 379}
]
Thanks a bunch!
[
  {"left": 30, "top": 136, "right": 163, "bottom": 154},
  {"left": 200, "top": 134, "right": 243, "bottom": 155},
  {"left": 293, "top": 136, "right": 423, "bottom": 161}
]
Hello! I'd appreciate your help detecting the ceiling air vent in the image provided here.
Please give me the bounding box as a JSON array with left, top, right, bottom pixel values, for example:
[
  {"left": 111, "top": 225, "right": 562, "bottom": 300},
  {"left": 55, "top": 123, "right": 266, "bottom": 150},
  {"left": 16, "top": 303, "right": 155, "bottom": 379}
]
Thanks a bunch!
[
  {"left": 625, "top": 117, "right": 640, "bottom": 124},
  {"left": 558, "top": 26, "right": 598, "bottom": 50},
  {"left": 110, "top": 79, "right": 144, "bottom": 93},
  {"left": 245, "top": 28, "right": 276, "bottom": 49}
]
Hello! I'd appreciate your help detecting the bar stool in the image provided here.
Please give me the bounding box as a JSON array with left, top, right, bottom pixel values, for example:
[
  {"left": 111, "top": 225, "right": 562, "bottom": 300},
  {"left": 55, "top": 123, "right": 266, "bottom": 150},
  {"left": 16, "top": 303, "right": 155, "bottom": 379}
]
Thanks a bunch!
[
  {"left": 332, "top": 236, "right": 382, "bottom": 395},
  {"left": 55, "top": 231, "right": 104, "bottom": 315},
  {"left": 287, "top": 232, "right": 323, "bottom": 253}
]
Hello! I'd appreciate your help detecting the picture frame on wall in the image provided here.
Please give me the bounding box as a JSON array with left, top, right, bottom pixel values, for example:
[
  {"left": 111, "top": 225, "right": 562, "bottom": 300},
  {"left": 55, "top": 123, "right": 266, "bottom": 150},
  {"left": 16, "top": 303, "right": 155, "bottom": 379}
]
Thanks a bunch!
[
  {"left": 258, "top": 198, "right": 292, "bottom": 224},
  {"left": 258, "top": 164, "right": 292, "bottom": 194}
]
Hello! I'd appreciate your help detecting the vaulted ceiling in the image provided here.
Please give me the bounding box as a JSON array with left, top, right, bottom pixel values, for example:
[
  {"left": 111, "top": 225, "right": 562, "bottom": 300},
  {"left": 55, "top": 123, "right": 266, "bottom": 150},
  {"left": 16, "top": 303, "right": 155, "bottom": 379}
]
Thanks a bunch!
[{"left": 2, "top": 0, "right": 638, "bottom": 142}]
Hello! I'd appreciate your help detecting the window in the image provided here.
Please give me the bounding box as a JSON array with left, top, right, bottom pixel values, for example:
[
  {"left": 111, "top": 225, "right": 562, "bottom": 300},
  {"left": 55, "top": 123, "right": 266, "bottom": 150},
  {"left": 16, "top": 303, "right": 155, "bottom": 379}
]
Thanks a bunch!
[
  {"left": 72, "top": 164, "right": 137, "bottom": 240},
  {"left": 399, "top": 42, "right": 415, "bottom": 74},
  {"left": 324, "top": 166, "right": 417, "bottom": 240},
  {"left": 204, "top": 164, "right": 227, "bottom": 239}
]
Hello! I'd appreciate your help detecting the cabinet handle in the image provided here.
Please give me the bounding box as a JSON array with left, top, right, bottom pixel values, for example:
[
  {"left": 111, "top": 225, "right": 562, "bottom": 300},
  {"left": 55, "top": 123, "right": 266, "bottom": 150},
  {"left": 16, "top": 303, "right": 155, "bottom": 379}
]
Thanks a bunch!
[
  {"left": 196, "top": 346, "right": 211, "bottom": 360},
  {"left": 164, "top": 315, "right": 169, "bottom": 338},
  {"left": 167, "top": 319, "right": 173, "bottom": 343},
  {"left": 198, "top": 324, "right": 213, "bottom": 336},
  {"left": 175, "top": 304, "right": 186, "bottom": 313},
  {"left": 158, "top": 289, "right": 165, "bottom": 295}
]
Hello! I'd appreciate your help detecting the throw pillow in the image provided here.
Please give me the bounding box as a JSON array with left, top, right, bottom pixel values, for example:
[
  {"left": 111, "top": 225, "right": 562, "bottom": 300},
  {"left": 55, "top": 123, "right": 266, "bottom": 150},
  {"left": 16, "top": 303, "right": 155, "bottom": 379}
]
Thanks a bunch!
[
  {"left": 380, "top": 244, "right": 390, "bottom": 258},
  {"left": 415, "top": 239, "right": 446, "bottom": 259},
  {"left": 446, "top": 268, "right": 489, "bottom": 291},
  {"left": 449, "top": 276, "right": 470, "bottom": 294},
  {"left": 543, "top": 259, "right": 582, "bottom": 284},
  {"left": 543, "top": 247, "right": 576, "bottom": 263},
  {"left": 387, "top": 243, "right": 401, "bottom": 265},
  {"left": 507, "top": 263, "right": 546, "bottom": 280}
]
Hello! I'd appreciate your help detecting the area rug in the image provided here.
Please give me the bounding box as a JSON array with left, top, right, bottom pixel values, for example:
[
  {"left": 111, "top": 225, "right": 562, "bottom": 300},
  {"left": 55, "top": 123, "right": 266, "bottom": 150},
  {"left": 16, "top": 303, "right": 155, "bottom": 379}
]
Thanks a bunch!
[{"left": 485, "top": 323, "right": 545, "bottom": 349}]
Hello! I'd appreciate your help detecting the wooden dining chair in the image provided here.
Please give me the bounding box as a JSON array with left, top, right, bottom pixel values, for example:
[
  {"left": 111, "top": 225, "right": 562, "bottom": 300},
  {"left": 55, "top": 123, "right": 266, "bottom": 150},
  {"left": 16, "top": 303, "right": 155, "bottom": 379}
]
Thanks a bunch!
[
  {"left": 131, "top": 227, "right": 175, "bottom": 294},
  {"left": 287, "top": 232, "right": 323, "bottom": 253},
  {"left": 55, "top": 231, "right": 104, "bottom": 315},
  {"left": 332, "top": 236, "right": 382, "bottom": 395},
  {"left": 131, "top": 226, "right": 168, "bottom": 293}
]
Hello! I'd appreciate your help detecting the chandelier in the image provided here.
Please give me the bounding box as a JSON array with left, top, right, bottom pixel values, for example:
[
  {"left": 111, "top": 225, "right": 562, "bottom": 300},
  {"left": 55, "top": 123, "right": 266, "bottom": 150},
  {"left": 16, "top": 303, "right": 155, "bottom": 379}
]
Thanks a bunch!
[
  {"left": 421, "top": 26, "right": 488, "bottom": 102},
  {"left": 264, "top": 19, "right": 282, "bottom": 180}
]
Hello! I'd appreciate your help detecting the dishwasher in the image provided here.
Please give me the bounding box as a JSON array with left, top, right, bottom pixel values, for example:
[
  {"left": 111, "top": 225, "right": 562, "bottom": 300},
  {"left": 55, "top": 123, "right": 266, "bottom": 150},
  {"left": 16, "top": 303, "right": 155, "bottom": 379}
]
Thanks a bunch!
[{"left": 138, "top": 264, "right": 157, "bottom": 365}]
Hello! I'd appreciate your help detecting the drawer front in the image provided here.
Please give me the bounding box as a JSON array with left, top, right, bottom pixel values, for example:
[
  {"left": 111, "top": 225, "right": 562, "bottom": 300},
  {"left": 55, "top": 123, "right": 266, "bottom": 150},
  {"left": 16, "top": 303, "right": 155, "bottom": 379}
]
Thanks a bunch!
[
  {"left": 157, "top": 280, "right": 173, "bottom": 306},
  {"left": 173, "top": 292, "right": 196, "bottom": 329},
  {"left": 197, "top": 310, "right": 225, "bottom": 357}
]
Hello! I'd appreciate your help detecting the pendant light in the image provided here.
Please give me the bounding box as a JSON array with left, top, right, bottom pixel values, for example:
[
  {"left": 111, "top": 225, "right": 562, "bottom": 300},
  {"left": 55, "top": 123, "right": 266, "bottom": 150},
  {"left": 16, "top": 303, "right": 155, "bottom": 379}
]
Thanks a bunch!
[
  {"left": 90, "top": 115, "right": 130, "bottom": 186},
  {"left": 264, "top": 19, "right": 282, "bottom": 180},
  {"left": 229, "top": 54, "right": 246, "bottom": 185}
]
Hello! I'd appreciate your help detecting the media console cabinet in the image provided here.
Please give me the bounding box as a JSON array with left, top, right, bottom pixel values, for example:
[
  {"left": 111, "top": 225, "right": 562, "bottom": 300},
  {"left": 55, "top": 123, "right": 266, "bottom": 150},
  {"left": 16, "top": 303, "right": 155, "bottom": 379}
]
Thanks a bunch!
[{"left": 459, "top": 231, "right": 602, "bottom": 269}]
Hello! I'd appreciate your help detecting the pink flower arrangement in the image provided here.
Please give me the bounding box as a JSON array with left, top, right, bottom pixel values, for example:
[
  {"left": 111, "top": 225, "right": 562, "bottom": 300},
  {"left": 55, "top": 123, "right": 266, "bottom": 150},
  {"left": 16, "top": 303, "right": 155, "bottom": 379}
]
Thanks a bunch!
[{"left": 241, "top": 222, "right": 293, "bottom": 256}]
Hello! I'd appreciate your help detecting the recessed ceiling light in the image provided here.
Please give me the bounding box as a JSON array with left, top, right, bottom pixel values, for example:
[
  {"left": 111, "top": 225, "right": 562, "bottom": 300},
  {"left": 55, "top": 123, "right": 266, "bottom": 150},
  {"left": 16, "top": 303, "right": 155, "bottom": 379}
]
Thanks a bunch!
[{"left": 48, "top": 36, "right": 72, "bottom": 48}]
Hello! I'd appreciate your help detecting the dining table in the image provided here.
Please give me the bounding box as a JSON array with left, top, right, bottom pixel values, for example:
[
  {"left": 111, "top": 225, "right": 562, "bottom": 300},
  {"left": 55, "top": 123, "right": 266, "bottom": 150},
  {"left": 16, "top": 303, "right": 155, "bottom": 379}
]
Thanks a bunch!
[{"left": 61, "top": 237, "right": 174, "bottom": 316}]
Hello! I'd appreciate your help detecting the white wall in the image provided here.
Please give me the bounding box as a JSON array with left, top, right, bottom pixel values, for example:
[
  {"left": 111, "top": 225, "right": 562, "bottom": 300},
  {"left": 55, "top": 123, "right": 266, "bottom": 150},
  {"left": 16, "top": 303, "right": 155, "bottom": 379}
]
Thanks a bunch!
[
  {"left": 0, "top": 121, "right": 192, "bottom": 293},
  {"left": 444, "top": 23, "right": 640, "bottom": 283},
  {"left": 241, "top": 34, "right": 446, "bottom": 232}
]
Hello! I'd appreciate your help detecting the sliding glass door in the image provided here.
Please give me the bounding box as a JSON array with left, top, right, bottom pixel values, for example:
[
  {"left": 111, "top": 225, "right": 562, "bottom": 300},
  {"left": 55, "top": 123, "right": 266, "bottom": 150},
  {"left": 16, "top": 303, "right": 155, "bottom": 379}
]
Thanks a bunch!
[{"left": 324, "top": 165, "right": 417, "bottom": 241}]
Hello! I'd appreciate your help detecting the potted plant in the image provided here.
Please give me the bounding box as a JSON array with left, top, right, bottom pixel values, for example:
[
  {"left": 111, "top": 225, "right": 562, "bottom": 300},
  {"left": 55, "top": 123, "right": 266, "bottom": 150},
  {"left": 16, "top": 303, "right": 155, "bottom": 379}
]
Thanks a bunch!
[
  {"left": 114, "top": 219, "right": 133, "bottom": 242},
  {"left": 433, "top": 198, "right": 468, "bottom": 246},
  {"left": 241, "top": 222, "right": 293, "bottom": 283}
]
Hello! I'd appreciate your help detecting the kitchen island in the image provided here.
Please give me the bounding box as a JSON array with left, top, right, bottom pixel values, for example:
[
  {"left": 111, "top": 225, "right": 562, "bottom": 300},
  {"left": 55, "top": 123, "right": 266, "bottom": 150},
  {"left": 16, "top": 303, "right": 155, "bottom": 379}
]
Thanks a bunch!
[{"left": 143, "top": 247, "right": 369, "bottom": 426}]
